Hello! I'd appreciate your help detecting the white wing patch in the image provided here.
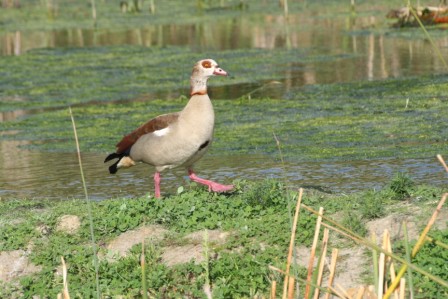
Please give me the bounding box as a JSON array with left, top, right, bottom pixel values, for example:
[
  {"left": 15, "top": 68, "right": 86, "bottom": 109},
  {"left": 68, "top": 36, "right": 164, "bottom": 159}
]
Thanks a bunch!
[{"left": 153, "top": 127, "right": 170, "bottom": 137}]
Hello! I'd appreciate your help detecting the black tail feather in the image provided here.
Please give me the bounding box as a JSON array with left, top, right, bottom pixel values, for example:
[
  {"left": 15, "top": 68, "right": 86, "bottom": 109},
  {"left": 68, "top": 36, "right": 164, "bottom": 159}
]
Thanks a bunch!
[
  {"left": 104, "top": 152, "right": 126, "bottom": 174},
  {"left": 104, "top": 152, "right": 122, "bottom": 163}
]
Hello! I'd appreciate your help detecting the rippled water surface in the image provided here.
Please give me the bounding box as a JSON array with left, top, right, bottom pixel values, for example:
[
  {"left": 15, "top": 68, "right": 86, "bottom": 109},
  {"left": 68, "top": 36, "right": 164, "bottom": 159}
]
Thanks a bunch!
[{"left": 1, "top": 140, "right": 446, "bottom": 200}]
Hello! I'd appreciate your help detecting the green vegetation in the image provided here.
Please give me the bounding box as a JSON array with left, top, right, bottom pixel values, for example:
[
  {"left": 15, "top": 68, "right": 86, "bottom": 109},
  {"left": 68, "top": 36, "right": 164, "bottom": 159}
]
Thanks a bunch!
[
  {"left": 0, "top": 179, "right": 446, "bottom": 297},
  {"left": 1, "top": 1, "right": 447, "bottom": 297},
  {"left": 395, "top": 229, "right": 448, "bottom": 299},
  {"left": 1, "top": 68, "right": 447, "bottom": 162}
]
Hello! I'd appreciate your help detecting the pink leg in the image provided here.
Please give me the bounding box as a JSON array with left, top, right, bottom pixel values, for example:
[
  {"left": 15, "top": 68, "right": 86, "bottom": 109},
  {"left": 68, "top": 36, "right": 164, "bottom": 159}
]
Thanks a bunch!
[
  {"left": 188, "top": 169, "right": 233, "bottom": 193},
  {"left": 154, "top": 172, "right": 161, "bottom": 198}
]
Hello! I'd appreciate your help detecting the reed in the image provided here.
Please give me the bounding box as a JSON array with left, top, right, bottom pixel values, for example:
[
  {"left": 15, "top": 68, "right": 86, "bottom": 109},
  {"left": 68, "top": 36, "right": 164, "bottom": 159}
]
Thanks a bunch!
[
  {"left": 304, "top": 206, "right": 323, "bottom": 298},
  {"left": 323, "top": 248, "right": 338, "bottom": 299},
  {"left": 437, "top": 154, "right": 448, "bottom": 172},
  {"left": 272, "top": 192, "right": 447, "bottom": 298},
  {"left": 383, "top": 192, "right": 447, "bottom": 298},
  {"left": 403, "top": 222, "right": 415, "bottom": 299},
  {"left": 149, "top": 0, "right": 155, "bottom": 14},
  {"left": 57, "top": 256, "right": 70, "bottom": 299},
  {"left": 407, "top": 1, "right": 448, "bottom": 69},
  {"left": 69, "top": 107, "right": 101, "bottom": 299},
  {"left": 141, "top": 241, "right": 148, "bottom": 299},
  {"left": 281, "top": 188, "right": 303, "bottom": 299},
  {"left": 312, "top": 228, "right": 329, "bottom": 299}
]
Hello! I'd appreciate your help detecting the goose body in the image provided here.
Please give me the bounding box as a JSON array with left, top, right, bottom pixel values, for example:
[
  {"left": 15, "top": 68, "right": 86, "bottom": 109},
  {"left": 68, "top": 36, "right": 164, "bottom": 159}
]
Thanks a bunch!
[{"left": 104, "top": 59, "right": 233, "bottom": 198}]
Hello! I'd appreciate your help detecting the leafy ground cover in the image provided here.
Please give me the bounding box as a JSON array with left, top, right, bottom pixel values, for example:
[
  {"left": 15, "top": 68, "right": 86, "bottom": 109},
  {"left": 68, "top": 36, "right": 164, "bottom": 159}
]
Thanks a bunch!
[{"left": 0, "top": 178, "right": 446, "bottom": 298}]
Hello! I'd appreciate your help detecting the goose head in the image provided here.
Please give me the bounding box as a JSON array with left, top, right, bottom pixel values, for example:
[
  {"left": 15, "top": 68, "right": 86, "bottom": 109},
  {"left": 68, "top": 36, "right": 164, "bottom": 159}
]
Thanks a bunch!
[{"left": 190, "top": 59, "right": 228, "bottom": 96}]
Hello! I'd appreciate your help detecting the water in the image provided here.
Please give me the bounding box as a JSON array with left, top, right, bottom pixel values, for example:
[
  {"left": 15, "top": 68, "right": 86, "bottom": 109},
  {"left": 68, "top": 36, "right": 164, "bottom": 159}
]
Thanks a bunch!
[
  {"left": 1, "top": 6, "right": 447, "bottom": 199},
  {"left": 1, "top": 140, "right": 446, "bottom": 200}
]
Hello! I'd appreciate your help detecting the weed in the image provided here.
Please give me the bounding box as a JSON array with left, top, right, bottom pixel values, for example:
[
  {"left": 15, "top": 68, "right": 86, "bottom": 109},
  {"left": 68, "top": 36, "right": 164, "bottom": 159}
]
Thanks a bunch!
[
  {"left": 359, "top": 190, "right": 385, "bottom": 220},
  {"left": 394, "top": 229, "right": 448, "bottom": 298},
  {"left": 0, "top": 179, "right": 445, "bottom": 297},
  {"left": 389, "top": 172, "right": 415, "bottom": 200},
  {"left": 341, "top": 211, "right": 368, "bottom": 237}
]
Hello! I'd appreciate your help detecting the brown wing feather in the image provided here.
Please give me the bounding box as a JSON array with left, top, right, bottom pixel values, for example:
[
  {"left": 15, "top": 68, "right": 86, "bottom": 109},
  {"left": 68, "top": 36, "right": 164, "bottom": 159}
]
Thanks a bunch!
[{"left": 115, "top": 113, "right": 179, "bottom": 154}]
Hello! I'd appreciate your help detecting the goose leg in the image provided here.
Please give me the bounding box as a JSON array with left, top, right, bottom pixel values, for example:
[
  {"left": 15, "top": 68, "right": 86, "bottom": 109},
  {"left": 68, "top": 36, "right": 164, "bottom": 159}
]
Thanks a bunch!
[
  {"left": 154, "top": 172, "right": 161, "bottom": 198},
  {"left": 188, "top": 169, "right": 233, "bottom": 193}
]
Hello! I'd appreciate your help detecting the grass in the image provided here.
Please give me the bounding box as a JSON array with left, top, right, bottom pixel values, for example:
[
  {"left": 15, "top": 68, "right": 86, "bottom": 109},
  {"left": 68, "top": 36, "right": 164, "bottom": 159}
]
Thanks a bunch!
[{"left": 0, "top": 179, "right": 446, "bottom": 298}]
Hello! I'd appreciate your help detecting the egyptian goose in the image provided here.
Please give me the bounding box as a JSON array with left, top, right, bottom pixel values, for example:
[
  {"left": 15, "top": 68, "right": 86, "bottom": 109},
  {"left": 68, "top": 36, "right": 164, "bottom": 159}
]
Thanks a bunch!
[{"left": 104, "top": 59, "right": 233, "bottom": 198}]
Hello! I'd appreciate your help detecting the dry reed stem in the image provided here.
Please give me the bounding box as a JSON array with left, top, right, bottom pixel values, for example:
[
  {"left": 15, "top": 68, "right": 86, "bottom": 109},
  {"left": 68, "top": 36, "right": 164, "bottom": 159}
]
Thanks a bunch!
[
  {"left": 60, "top": 256, "right": 70, "bottom": 299},
  {"left": 399, "top": 278, "right": 405, "bottom": 299},
  {"left": 313, "top": 228, "right": 329, "bottom": 299},
  {"left": 425, "top": 235, "right": 448, "bottom": 250},
  {"left": 268, "top": 265, "right": 341, "bottom": 298},
  {"left": 69, "top": 107, "right": 101, "bottom": 298},
  {"left": 355, "top": 286, "right": 365, "bottom": 299},
  {"left": 378, "top": 250, "right": 386, "bottom": 299},
  {"left": 303, "top": 204, "right": 448, "bottom": 287},
  {"left": 371, "top": 231, "right": 379, "bottom": 292},
  {"left": 383, "top": 193, "right": 447, "bottom": 299},
  {"left": 287, "top": 277, "right": 295, "bottom": 299},
  {"left": 408, "top": 6, "right": 448, "bottom": 68},
  {"left": 323, "top": 248, "right": 338, "bottom": 299},
  {"left": 437, "top": 154, "right": 448, "bottom": 172},
  {"left": 304, "top": 206, "right": 324, "bottom": 298},
  {"left": 282, "top": 189, "right": 303, "bottom": 299},
  {"left": 327, "top": 285, "right": 349, "bottom": 299},
  {"left": 141, "top": 240, "right": 148, "bottom": 299},
  {"left": 271, "top": 281, "right": 277, "bottom": 299},
  {"left": 335, "top": 283, "right": 350, "bottom": 299}
]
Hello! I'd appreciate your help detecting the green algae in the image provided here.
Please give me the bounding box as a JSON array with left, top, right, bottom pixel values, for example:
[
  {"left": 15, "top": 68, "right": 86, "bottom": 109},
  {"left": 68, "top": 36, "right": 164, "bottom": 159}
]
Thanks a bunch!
[
  {"left": 1, "top": 72, "right": 446, "bottom": 162},
  {"left": 0, "top": 45, "right": 351, "bottom": 112}
]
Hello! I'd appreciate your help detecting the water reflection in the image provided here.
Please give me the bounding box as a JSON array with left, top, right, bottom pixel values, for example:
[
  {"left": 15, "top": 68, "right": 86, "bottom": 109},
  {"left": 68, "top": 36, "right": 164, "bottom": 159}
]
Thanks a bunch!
[
  {"left": 2, "top": 14, "right": 448, "bottom": 83},
  {"left": 0, "top": 140, "right": 445, "bottom": 200}
]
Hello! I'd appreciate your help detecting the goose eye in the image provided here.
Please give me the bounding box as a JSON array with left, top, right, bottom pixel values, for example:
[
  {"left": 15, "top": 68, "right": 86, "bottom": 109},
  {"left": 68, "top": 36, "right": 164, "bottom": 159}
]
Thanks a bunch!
[{"left": 202, "top": 60, "right": 212, "bottom": 68}]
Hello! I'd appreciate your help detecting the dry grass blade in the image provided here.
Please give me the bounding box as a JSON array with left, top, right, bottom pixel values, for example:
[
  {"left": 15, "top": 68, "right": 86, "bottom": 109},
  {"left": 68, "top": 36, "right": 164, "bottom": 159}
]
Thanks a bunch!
[
  {"left": 269, "top": 265, "right": 341, "bottom": 298},
  {"left": 287, "top": 277, "right": 295, "bottom": 299},
  {"left": 355, "top": 286, "right": 365, "bottom": 299},
  {"left": 408, "top": 5, "right": 448, "bottom": 68},
  {"left": 271, "top": 280, "right": 277, "bottom": 299},
  {"left": 425, "top": 235, "right": 448, "bottom": 250},
  {"left": 403, "top": 221, "right": 415, "bottom": 299},
  {"left": 69, "top": 107, "right": 101, "bottom": 298},
  {"left": 304, "top": 206, "right": 324, "bottom": 298},
  {"left": 282, "top": 188, "right": 303, "bottom": 299},
  {"left": 378, "top": 248, "right": 386, "bottom": 298},
  {"left": 323, "top": 248, "right": 338, "bottom": 299},
  {"left": 371, "top": 232, "right": 379, "bottom": 292},
  {"left": 141, "top": 240, "right": 148, "bottom": 299},
  {"left": 302, "top": 203, "right": 448, "bottom": 288},
  {"left": 335, "top": 283, "right": 350, "bottom": 299},
  {"left": 383, "top": 193, "right": 447, "bottom": 298},
  {"left": 313, "top": 228, "right": 329, "bottom": 299},
  {"left": 59, "top": 256, "right": 70, "bottom": 299},
  {"left": 399, "top": 278, "right": 405, "bottom": 299},
  {"left": 437, "top": 154, "right": 448, "bottom": 172}
]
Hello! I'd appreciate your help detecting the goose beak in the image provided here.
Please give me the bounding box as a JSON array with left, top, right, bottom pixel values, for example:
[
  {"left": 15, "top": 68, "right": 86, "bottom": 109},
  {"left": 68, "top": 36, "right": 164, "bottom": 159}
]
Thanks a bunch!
[{"left": 213, "top": 67, "right": 228, "bottom": 76}]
